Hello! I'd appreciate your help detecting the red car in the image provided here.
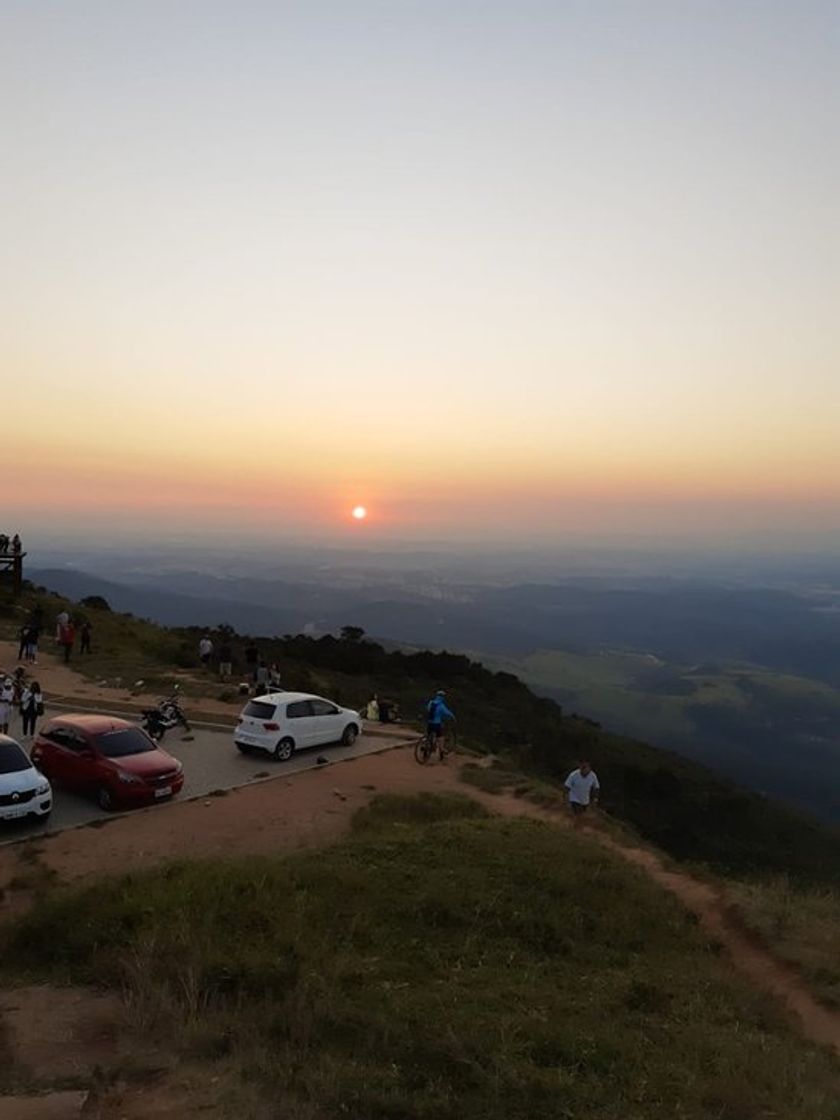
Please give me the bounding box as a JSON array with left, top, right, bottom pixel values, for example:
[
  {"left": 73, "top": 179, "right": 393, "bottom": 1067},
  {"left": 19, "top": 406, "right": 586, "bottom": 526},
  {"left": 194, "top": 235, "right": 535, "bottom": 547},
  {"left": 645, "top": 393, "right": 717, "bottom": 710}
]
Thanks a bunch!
[{"left": 31, "top": 714, "right": 184, "bottom": 811}]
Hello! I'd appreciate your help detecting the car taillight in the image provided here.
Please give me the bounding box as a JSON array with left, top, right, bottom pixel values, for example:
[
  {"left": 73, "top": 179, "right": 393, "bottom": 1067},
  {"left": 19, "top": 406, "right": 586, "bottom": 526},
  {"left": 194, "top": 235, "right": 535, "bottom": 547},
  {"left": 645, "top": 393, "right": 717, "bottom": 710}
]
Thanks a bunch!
[{"left": 263, "top": 722, "right": 280, "bottom": 731}]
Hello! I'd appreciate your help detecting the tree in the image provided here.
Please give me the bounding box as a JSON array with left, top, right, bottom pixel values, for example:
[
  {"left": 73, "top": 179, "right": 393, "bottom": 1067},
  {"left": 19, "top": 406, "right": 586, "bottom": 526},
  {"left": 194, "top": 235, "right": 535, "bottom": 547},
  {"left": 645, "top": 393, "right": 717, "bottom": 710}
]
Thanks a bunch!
[
  {"left": 340, "top": 625, "right": 365, "bottom": 643},
  {"left": 80, "top": 595, "right": 111, "bottom": 612}
]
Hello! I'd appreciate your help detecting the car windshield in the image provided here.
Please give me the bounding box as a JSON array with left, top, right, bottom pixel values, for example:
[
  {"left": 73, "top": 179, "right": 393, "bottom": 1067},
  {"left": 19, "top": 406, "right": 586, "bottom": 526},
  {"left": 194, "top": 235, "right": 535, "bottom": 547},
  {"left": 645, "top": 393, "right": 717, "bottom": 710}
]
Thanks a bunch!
[
  {"left": 0, "top": 742, "right": 32, "bottom": 774},
  {"left": 94, "top": 728, "right": 157, "bottom": 758},
  {"left": 244, "top": 701, "right": 275, "bottom": 719}
]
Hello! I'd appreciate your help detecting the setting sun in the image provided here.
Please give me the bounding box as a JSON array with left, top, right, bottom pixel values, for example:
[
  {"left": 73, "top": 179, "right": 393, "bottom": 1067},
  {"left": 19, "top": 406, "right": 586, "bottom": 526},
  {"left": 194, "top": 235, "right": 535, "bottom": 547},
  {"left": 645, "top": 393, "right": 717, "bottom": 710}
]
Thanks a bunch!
[{"left": 352, "top": 506, "right": 368, "bottom": 521}]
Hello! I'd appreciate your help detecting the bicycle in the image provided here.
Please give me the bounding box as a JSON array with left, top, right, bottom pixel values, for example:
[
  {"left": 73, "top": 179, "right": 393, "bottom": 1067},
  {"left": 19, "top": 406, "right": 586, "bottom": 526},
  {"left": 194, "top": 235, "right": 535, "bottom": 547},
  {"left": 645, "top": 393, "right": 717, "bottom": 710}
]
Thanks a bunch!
[{"left": 413, "top": 724, "right": 456, "bottom": 764}]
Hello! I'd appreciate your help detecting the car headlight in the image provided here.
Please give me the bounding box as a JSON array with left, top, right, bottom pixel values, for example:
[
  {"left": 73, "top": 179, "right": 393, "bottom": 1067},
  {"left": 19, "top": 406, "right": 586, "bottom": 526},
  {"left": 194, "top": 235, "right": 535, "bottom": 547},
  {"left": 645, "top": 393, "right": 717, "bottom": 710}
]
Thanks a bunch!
[
  {"left": 171, "top": 758, "right": 183, "bottom": 772},
  {"left": 116, "top": 770, "right": 143, "bottom": 784},
  {"left": 35, "top": 782, "right": 50, "bottom": 796}
]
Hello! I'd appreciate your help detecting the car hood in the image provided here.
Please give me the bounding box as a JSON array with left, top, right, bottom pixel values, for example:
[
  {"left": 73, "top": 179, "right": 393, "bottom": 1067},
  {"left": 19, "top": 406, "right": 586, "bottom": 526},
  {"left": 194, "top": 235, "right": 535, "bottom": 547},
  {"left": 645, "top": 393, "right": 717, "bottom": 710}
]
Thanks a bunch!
[
  {"left": 108, "top": 750, "right": 180, "bottom": 777},
  {"left": 0, "top": 767, "right": 47, "bottom": 795}
]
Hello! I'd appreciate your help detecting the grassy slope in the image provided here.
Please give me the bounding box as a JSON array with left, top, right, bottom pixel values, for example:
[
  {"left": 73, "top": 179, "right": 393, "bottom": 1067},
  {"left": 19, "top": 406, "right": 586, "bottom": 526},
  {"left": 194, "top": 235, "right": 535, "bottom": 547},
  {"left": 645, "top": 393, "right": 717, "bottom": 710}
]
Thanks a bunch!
[
  {"left": 4, "top": 581, "right": 840, "bottom": 888},
  {"left": 4, "top": 582, "right": 839, "bottom": 1001},
  {"left": 4, "top": 794, "right": 840, "bottom": 1120}
]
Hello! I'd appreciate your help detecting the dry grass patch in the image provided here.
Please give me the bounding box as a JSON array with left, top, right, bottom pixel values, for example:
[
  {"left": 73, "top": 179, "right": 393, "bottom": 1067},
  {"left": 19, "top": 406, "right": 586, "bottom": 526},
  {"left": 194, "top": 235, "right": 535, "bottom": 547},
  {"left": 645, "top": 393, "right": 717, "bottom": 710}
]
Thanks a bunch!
[{"left": 731, "top": 875, "right": 840, "bottom": 1008}]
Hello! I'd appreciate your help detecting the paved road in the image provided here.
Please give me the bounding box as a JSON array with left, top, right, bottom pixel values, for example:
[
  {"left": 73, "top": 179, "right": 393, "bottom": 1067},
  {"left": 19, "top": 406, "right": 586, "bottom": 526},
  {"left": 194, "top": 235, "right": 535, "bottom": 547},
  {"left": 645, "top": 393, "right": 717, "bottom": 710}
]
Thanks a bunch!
[{"left": 0, "top": 725, "right": 414, "bottom": 846}]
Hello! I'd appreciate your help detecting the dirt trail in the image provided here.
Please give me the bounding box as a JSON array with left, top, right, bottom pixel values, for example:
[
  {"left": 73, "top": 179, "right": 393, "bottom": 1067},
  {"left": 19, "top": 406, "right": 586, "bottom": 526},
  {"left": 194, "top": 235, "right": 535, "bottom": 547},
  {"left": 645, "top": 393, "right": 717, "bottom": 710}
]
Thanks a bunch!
[
  {"left": 593, "top": 833, "right": 840, "bottom": 1057},
  {"left": 472, "top": 791, "right": 840, "bottom": 1057}
]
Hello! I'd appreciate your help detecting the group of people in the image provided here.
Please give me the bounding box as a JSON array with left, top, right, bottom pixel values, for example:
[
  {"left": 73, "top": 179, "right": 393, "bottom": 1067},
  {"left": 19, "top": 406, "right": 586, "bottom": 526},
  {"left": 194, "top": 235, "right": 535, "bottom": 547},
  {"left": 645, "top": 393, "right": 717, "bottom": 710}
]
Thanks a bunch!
[
  {"left": 198, "top": 635, "right": 281, "bottom": 692},
  {"left": 0, "top": 532, "right": 22, "bottom": 554},
  {"left": 364, "top": 694, "right": 402, "bottom": 724},
  {"left": 0, "top": 669, "right": 43, "bottom": 737},
  {"left": 54, "top": 611, "right": 92, "bottom": 663},
  {"left": 13, "top": 608, "right": 91, "bottom": 669}
]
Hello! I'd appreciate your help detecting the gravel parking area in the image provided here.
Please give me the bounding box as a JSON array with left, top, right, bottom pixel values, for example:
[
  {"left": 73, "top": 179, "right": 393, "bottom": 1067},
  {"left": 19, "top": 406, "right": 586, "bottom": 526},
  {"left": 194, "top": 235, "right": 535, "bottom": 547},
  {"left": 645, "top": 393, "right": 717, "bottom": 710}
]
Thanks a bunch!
[{"left": 0, "top": 724, "right": 414, "bottom": 845}]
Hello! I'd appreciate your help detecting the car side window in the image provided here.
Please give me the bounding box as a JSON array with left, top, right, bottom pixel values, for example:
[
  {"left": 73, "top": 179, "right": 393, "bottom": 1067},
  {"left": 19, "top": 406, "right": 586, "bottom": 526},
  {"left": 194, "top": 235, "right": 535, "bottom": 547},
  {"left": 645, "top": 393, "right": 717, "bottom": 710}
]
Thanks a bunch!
[
  {"left": 45, "top": 728, "right": 71, "bottom": 748},
  {"left": 286, "top": 700, "right": 314, "bottom": 719},
  {"left": 66, "top": 733, "right": 90, "bottom": 753},
  {"left": 311, "top": 700, "right": 339, "bottom": 717}
]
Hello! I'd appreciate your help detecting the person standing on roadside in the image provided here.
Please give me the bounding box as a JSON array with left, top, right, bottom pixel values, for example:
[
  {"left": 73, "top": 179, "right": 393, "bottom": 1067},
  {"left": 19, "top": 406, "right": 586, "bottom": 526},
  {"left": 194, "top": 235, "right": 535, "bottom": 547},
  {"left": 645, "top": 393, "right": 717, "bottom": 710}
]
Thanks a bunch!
[
  {"left": 0, "top": 677, "right": 13, "bottom": 734},
  {"left": 24, "top": 624, "right": 39, "bottom": 664},
  {"left": 55, "top": 609, "right": 69, "bottom": 643},
  {"left": 20, "top": 681, "right": 42, "bottom": 738},
  {"left": 218, "top": 642, "right": 233, "bottom": 680},
  {"left": 198, "top": 635, "right": 213, "bottom": 668},
  {"left": 79, "top": 620, "right": 92, "bottom": 655},
  {"left": 17, "top": 625, "right": 30, "bottom": 661},
  {"left": 244, "top": 642, "right": 259, "bottom": 681},
  {"left": 62, "top": 620, "right": 76, "bottom": 662},
  {"left": 564, "top": 760, "right": 600, "bottom": 829}
]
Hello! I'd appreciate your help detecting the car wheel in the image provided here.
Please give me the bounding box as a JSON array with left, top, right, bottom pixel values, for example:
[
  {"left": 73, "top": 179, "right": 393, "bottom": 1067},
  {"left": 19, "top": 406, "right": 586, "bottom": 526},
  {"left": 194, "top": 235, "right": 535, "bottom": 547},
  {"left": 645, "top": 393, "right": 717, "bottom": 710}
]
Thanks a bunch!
[
  {"left": 341, "top": 723, "right": 359, "bottom": 746},
  {"left": 97, "top": 786, "right": 115, "bottom": 811},
  {"left": 273, "top": 737, "right": 294, "bottom": 762}
]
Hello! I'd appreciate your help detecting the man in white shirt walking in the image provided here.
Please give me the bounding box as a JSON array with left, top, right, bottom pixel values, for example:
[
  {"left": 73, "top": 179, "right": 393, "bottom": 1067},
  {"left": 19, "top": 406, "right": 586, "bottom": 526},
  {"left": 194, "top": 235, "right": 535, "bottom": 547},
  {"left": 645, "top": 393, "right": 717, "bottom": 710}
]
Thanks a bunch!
[{"left": 564, "top": 760, "right": 600, "bottom": 829}]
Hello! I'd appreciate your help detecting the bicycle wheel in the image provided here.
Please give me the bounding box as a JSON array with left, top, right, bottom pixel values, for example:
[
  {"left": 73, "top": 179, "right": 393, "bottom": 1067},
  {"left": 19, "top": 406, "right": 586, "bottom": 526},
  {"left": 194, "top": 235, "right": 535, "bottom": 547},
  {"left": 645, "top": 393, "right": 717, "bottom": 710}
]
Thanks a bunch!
[{"left": 414, "top": 736, "right": 433, "bottom": 764}]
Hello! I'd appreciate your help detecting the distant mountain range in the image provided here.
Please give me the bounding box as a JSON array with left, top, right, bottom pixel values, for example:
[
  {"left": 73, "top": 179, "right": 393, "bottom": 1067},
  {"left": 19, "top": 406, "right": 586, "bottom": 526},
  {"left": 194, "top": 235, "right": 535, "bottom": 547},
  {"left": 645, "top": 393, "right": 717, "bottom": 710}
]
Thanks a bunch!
[
  {"left": 29, "top": 563, "right": 840, "bottom": 823},
  {"left": 31, "top": 565, "right": 840, "bottom": 681}
]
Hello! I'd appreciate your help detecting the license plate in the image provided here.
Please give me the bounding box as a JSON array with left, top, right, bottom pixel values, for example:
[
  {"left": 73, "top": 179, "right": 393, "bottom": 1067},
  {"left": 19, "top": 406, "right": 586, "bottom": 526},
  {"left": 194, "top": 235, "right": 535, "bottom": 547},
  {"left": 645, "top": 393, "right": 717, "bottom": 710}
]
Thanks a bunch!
[
  {"left": 1, "top": 804, "right": 29, "bottom": 819},
  {"left": 154, "top": 786, "right": 172, "bottom": 798}
]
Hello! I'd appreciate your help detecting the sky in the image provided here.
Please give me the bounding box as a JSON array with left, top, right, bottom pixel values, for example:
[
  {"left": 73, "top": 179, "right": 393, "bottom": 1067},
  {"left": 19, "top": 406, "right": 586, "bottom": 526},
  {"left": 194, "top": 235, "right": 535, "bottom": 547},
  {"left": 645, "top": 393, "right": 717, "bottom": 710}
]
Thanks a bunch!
[{"left": 2, "top": 1, "right": 838, "bottom": 549}]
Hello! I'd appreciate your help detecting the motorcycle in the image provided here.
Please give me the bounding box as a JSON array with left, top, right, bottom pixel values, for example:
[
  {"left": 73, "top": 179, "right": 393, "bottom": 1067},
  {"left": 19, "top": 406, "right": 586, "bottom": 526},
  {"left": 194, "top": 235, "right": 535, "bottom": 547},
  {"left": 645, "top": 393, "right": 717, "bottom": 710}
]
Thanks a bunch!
[{"left": 141, "top": 685, "right": 192, "bottom": 741}]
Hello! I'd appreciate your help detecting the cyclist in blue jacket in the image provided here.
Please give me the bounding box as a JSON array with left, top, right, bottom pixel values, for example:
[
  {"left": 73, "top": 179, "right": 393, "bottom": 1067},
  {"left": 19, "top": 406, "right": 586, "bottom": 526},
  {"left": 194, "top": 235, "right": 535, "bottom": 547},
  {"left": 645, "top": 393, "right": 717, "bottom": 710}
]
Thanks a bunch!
[{"left": 426, "top": 690, "right": 455, "bottom": 758}]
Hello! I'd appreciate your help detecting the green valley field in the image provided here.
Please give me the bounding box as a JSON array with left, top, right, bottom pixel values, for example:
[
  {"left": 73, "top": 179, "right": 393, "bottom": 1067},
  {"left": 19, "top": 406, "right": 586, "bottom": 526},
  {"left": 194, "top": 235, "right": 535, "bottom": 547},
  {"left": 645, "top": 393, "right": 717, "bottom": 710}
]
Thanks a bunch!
[{"left": 484, "top": 647, "right": 840, "bottom": 823}]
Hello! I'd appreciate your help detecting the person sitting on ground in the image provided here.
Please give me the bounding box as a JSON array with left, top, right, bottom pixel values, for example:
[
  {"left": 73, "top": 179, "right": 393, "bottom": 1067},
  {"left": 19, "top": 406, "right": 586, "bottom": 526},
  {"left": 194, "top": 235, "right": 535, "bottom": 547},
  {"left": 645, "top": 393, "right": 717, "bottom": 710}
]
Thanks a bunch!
[
  {"left": 426, "top": 689, "right": 455, "bottom": 759},
  {"left": 564, "top": 760, "right": 600, "bottom": 829}
]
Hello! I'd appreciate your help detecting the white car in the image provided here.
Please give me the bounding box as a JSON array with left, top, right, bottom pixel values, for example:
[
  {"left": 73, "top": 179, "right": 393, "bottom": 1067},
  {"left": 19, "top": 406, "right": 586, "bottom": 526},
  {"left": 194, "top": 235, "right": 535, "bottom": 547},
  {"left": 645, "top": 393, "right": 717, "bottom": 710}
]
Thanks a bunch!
[
  {"left": 0, "top": 734, "right": 52, "bottom": 822},
  {"left": 235, "top": 692, "right": 362, "bottom": 761}
]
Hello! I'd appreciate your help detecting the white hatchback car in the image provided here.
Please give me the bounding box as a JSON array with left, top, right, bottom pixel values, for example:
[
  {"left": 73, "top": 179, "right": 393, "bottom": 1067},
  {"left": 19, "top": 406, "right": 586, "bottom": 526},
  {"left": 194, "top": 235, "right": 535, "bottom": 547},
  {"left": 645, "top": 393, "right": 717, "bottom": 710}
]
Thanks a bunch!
[
  {"left": 234, "top": 692, "right": 363, "bottom": 761},
  {"left": 0, "top": 734, "right": 52, "bottom": 823}
]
